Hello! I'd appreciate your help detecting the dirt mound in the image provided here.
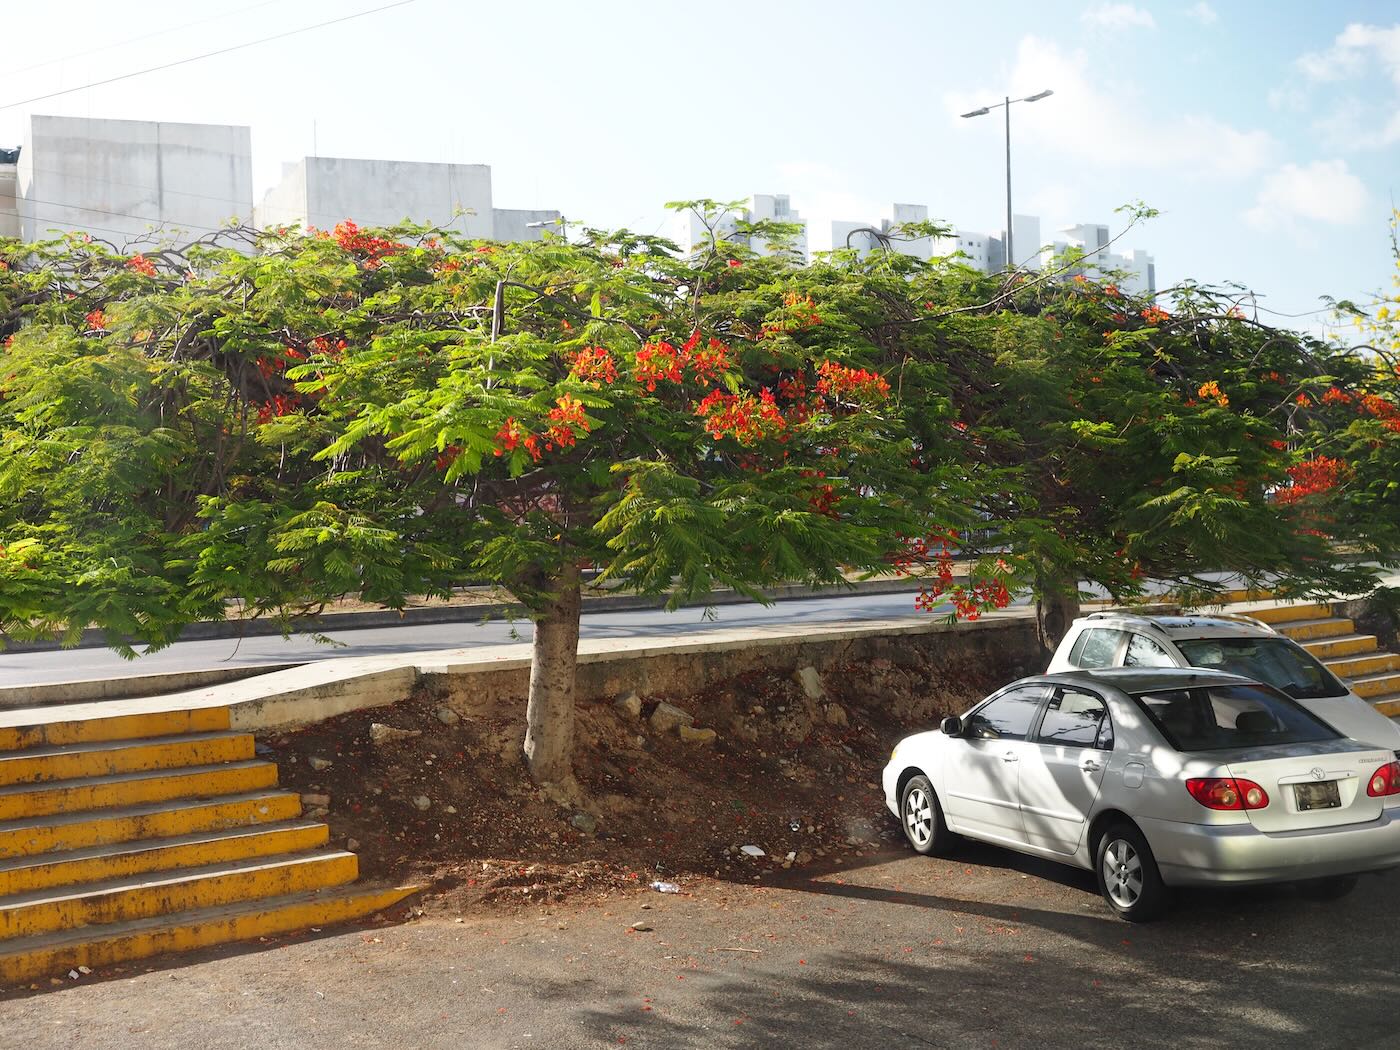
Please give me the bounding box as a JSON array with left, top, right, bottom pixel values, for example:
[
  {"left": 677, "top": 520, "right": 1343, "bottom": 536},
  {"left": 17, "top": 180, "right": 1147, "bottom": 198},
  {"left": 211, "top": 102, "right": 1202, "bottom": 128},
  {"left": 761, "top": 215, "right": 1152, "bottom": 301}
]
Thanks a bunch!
[{"left": 267, "top": 650, "right": 1004, "bottom": 913}]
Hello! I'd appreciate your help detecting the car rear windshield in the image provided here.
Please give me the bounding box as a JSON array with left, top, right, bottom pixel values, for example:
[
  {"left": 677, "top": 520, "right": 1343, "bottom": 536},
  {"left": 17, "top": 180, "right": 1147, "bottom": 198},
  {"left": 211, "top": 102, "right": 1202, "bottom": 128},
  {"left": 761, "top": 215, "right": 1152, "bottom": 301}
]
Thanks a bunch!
[
  {"left": 1132, "top": 683, "right": 1341, "bottom": 752},
  {"left": 1174, "top": 637, "right": 1347, "bottom": 699}
]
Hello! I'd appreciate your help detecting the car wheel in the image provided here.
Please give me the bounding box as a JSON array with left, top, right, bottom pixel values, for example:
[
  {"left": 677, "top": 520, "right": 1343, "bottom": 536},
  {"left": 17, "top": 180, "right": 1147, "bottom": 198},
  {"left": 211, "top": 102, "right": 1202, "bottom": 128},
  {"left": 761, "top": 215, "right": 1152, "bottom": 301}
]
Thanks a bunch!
[
  {"left": 1297, "top": 875, "right": 1358, "bottom": 902},
  {"left": 1095, "top": 821, "right": 1167, "bottom": 922},
  {"left": 900, "top": 774, "right": 955, "bottom": 857}
]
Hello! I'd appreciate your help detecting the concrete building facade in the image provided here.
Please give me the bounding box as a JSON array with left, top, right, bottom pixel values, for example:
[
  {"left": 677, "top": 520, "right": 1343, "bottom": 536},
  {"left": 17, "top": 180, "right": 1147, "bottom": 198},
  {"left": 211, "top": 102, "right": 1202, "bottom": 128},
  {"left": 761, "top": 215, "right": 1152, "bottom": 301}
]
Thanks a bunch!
[
  {"left": 0, "top": 114, "right": 559, "bottom": 248},
  {"left": 254, "top": 156, "right": 559, "bottom": 241},
  {"left": 15, "top": 114, "right": 253, "bottom": 245}
]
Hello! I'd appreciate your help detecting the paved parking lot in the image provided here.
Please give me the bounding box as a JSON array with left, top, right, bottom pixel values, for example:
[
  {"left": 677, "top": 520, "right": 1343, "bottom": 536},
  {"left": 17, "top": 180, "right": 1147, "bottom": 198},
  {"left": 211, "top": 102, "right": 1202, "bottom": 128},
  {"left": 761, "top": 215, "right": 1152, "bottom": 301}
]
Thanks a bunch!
[{"left": 7, "top": 838, "right": 1397, "bottom": 1050}]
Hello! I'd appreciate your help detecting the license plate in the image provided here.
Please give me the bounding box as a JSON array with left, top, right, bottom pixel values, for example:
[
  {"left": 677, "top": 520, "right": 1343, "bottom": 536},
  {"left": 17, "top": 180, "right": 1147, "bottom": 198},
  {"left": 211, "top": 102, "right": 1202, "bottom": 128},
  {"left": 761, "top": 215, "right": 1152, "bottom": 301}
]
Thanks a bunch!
[{"left": 1294, "top": 780, "right": 1341, "bottom": 811}]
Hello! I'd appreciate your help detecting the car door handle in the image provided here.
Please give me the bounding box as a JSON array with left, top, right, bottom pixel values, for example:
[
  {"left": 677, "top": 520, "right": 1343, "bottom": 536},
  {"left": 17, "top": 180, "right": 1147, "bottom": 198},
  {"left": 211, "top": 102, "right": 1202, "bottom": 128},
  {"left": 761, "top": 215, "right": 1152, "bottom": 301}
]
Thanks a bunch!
[
  {"left": 1002, "top": 752, "right": 1019, "bottom": 763},
  {"left": 1081, "top": 758, "right": 1102, "bottom": 772}
]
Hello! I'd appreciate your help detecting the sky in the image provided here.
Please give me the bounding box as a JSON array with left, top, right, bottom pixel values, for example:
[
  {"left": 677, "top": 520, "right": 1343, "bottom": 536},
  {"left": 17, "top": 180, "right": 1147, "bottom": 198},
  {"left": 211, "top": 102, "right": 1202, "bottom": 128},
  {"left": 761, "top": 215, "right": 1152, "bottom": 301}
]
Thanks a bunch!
[{"left": 2, "top": 0, "right": 1399, "bottom": 332}]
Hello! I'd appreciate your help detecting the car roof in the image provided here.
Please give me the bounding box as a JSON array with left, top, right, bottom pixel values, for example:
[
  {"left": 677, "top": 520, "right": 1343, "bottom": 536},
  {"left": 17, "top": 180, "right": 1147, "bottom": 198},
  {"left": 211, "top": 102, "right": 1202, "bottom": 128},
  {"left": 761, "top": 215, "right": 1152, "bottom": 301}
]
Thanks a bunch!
[
  {"left": 1072, "top": 612, "right": 1282, "bottom": 640},
  {"left": 1030, "top": 667, "right": 1258, "bottom": 693}
]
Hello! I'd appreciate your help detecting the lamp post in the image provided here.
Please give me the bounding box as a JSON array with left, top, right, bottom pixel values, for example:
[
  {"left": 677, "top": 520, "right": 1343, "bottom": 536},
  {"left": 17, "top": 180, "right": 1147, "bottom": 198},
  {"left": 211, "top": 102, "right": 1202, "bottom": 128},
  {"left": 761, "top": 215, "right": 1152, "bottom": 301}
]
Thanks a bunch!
[{"left": 959, "top": 89, "right": 1053, "bottom": 271}]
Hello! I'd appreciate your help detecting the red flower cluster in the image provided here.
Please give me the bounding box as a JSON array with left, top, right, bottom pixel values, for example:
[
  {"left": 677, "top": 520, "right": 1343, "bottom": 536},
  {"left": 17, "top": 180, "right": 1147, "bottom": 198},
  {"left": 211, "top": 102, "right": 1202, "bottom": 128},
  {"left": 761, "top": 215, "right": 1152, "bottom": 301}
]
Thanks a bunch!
[
  {"left": 1275, "top": 456, "right": 1348, "bottom": 505},
  {"left": 84, "top": 308, "right": 106, "bottom": 332},
  {"left": 125, "top": 254, "right": 157, "bottom": 277},
  {"left": 685, "top": 336, "right": 731, "bottom": 386},
  {"left": 309, "top": 336, "right": 348, "bottom": 356},
  {"left": 634, "top": 341, "right": 684, "bottom": 391},
  {"left": 1321, "top": 386, "right": 1354, "bottom": 406},
  {"left": 1140, "top": 305, "right": 1170, "bottom": 324},
  {"left": 332, "top": 220, "right": 402, "bottom": 269},
  {"left": 545, "top": 394, "right": 591, "bottom": 450},
  {"left": 760, "top": 292, "right": 822, "bottom": 339},
  {"left": 570, "top": 346, "right": 618, "bottom": 386},
  {"left": 815, "top": 361, "right": 891, "bottom": 401},
  {"left": 1197, "top": 381, "right": 1228, "bottom": 408},
  {"left": 799, "top": 469, "right": 838, "bottom": 517},
  {"left": 1359, "top": 393, "right": 1400, "bottom": 432},
  {"left": 255, "top": 394, "right": 301, "bottom": 425},
  {"left": 694, "top": 388, "right": 784, "bottom": 444}
]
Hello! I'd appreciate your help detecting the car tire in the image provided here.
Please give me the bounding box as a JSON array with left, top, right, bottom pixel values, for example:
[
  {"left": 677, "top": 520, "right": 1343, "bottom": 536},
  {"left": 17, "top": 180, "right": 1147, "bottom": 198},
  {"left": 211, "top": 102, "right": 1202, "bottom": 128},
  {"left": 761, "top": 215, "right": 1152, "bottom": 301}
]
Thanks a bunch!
[
  {"left": 900, "top": 774, "right": 955, "bottom": 857},
  {"left": 1296, "top": 875, "right": 1358, "bottom": 902},
  {"left": 1095, "top": 821, "right": 1168, "bottom": 923}
]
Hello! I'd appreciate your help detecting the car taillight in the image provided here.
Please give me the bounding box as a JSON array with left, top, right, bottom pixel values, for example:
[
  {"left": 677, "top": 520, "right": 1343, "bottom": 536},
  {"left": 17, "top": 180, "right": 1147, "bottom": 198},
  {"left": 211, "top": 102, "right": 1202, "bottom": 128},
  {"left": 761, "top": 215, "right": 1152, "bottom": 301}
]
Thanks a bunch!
[
  {"left": 1186, "top": 777, "right": 1270, "bottom": 810},
  {"left": 1366, "top": 761, "right": 1400, "bottom": 798}
]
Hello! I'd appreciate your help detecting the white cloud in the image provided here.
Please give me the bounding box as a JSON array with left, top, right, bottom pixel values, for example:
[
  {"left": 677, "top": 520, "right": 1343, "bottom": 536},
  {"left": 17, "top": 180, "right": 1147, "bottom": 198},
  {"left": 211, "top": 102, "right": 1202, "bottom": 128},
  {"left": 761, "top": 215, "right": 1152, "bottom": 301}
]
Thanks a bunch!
[
  {"left": 1297, "top": 23, "right": 1400, "bottom": 85},
  {"left": 1244, "top": 160, "right": 1369, "bottom": 230},
  {"left": 1081, "top": 3, "right": 1157, "bottom": 30},
  {"left": 1185, "top": 2, "right": 1218, "bottom": 25},
  {"left": 945, "top": 37, "right": 1275, "bottom": 180}
]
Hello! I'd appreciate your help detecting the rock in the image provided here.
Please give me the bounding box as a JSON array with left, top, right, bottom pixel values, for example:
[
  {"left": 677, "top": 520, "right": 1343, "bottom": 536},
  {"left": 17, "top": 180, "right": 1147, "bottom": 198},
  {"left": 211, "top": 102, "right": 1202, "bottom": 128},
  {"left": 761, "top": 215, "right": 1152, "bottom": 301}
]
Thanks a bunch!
[
  {"left": 794, "top": 665, "right": 826, "bottom": 701},
  {"left": 629, "top": 921, "right": 653, "bottom": 932},
  {"left": 346, "top": 838, "right": 361, "bottom": 851},
  {"left": 613, "top": 691, "right": 643, "bottom": 718},
  {"left": 305, "top": 806, "right": 329, "bottom": 819},
  {"left": 436, "top": 707, "right": 460, "bottom": 726},
  {"left": 649, "top": 701, "right": 694, "bottom": 733},
  {"left": 370, "top": 723, "right": 422, "bottom": 746},
  {"left": 307, "top": 755, "right": 333, "bottom": 772},
  {"left": 824, "top": 703, "right": 849, "bottom": 727},
  {"left": 301, "top": 793, "right": 331, "bottom": 808},
  {"left": 444, "top": 805, "right": 458, "bottom": 814},
  {"left": 678, "top": 724, "right": 717, "bottom": 745},
  {"left": 412, "top": 795, "right": 432, "bottom": 811},
  {"left": 740, "top": 844, "right": 765, "bottom": 858},
  {"left": 570, "top": 812, "right": 598, "bottom": 834}
]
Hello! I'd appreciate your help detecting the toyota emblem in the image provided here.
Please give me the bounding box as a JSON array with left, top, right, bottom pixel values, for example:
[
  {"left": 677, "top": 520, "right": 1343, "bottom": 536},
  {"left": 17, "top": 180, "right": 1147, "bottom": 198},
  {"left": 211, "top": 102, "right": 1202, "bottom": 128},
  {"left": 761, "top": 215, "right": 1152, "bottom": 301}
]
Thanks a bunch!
[{"left": 1310, "top": 767, "right": 1325, "bottom": 781}]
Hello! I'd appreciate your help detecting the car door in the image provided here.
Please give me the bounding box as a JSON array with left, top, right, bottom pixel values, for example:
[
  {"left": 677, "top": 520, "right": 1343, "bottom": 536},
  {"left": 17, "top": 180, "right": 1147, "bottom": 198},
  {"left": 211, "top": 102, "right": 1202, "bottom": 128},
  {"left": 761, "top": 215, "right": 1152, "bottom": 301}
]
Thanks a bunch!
[
  {"left": 1017, "top": 686, "right": 1113, "bottom": 855},
  {"left": 941, "top": 685, "right": 1047, "bottom": 843}
]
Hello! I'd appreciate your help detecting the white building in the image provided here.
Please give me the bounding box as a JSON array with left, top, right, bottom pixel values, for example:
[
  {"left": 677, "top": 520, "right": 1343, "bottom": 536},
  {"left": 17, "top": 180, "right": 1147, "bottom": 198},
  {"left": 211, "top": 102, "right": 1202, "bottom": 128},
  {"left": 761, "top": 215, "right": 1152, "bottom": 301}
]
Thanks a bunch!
[
  {"left": 15, "top": 114, "right": 254, "bottom": 246},
  {"left": 1, "top": 113, "right": 559, "bottom": 249},
  {"left": 675, "top": 194, "right": 807, "bottom": 262},
  {"left": 255, "top": 156, "right": 559, "bottom": 242},
  {"left": 1045, "top": 222, "right": 1156, "bottom": 295}
]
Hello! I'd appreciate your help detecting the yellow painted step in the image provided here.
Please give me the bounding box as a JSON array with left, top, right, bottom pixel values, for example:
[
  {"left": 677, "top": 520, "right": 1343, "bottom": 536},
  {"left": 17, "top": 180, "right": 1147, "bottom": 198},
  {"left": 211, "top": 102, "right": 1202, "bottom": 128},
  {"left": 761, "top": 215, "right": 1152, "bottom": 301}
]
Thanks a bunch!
[
  {"left": 0, "top": 821, "right": 329, "bottom": 897},
  {"left": 0, "top": 791, "right": 302, "bottom": 860},
  {"left": 1276, "top": 618, "right": 1356, "bottom": 643},
  {"left": 1215, "top": 588, "right": 1274, "bottom": 605},
  {"left": 0, "top": 732, "right": 255, "bottom": 788},
  {"left": 1325, "top": 651, "right": 1400, "bottom": 678},
  {"left": 0, "top": 761, "right": 277, "bottom": 823},
  {"left": 0, "top": 883, "right": 419, "bottom": 986},
  {"left": 0, "top": 707, "right": 230, "bottom": 753},
  {"left": 1373, "top": 693, "right": 1400, "bottom": 718},
  {"left": 1248, "top": 603, "right": 1334, "bottom": 625},
  {"left": 1303, "top": 634, "right": 1379, "bottom": 660},
  {"left": 1345, "top": 670, "right": 1400, "bottom": 700},
  {"left": 0, "top": 850, "right": 358, "bottom": 940}
]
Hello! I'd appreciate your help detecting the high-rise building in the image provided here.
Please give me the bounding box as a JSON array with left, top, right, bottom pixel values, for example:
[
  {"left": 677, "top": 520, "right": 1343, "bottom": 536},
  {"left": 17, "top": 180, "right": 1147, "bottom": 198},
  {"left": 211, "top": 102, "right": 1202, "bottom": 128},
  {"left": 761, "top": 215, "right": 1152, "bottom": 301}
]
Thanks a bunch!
[{"left": 675, "top": 194, "right": 808, "bottom": 262}]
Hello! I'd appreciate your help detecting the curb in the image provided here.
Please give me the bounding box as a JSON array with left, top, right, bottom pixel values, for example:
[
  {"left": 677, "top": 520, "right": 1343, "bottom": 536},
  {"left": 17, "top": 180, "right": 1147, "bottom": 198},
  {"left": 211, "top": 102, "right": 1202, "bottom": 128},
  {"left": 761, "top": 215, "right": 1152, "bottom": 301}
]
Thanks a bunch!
[{"left": 0, "top": 576, "right": 928, "bottom": 655}]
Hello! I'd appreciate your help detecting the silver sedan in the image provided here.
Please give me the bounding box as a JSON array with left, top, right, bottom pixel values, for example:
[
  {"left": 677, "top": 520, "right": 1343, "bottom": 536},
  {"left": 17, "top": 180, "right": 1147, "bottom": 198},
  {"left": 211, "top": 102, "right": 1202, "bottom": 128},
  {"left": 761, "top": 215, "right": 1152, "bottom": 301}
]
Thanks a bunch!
[{"left": 881, "top": 667, "right": 1400, "bottom": 921}]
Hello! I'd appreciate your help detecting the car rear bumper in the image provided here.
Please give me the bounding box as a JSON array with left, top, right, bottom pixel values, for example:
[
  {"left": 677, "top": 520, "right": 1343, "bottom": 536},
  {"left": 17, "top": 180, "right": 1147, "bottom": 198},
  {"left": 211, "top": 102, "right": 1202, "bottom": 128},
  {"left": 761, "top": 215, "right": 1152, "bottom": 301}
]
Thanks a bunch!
[{"left": 1141, "top": 807, "right": 1400, "bottom": 886}]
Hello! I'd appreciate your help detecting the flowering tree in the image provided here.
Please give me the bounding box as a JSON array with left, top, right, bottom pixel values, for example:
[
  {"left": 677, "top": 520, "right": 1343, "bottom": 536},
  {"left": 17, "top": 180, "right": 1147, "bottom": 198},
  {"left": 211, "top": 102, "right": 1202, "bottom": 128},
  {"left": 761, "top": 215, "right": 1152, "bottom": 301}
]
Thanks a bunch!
[{"left": 0, "top": 214, "right": 1008, "bottom": 791}]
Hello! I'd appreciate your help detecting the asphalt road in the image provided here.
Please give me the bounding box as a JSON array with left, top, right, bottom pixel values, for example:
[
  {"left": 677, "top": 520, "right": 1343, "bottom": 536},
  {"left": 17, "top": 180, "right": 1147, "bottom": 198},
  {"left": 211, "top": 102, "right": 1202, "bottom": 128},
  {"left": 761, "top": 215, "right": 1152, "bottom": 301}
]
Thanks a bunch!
[
  {"left": 0, "top": 589, "right": 951, "bottom": 688},
  {"left": 8, "top": 841, "right": 1397, "bottom": 1049}
]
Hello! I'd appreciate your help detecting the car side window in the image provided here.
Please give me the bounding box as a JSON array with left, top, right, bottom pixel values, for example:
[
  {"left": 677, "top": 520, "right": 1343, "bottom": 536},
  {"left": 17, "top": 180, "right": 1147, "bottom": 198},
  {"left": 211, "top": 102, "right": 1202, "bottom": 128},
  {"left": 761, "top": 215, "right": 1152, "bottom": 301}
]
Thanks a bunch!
[
  {"left": 1072, "top": 628, "right": 1127, "bottom": 669},
  {"left": 1124, "top": 633, "right": 1174, "bottom": 668},
  {"left": 1036, "top": 689, "right": 1111, "bottom": 749},
  {"left": 967, "top": 686, "right": 1044, "bottom": 741}
]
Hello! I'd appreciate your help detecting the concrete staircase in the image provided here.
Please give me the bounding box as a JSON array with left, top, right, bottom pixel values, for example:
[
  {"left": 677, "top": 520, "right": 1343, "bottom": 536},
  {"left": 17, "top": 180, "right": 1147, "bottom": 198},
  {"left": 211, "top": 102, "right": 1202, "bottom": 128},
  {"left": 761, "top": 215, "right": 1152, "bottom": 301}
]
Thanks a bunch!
[
  {"left": 1218, "top": 594, "right": 1400, "bottom": 720},
  {"left": 0, "top": 703, "right": 415, "bottom": 987}
]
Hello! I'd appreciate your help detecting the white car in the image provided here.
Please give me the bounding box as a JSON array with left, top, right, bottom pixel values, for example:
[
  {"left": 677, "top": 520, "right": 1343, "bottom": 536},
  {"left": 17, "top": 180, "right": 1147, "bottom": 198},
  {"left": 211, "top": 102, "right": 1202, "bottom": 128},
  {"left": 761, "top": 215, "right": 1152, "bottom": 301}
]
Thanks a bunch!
[
  {"left": 882, "top": 668, "right": 1400, "bottom": 921},
  {"left": 1046, "top": 612, "right": 1400, "bottom": 754}
]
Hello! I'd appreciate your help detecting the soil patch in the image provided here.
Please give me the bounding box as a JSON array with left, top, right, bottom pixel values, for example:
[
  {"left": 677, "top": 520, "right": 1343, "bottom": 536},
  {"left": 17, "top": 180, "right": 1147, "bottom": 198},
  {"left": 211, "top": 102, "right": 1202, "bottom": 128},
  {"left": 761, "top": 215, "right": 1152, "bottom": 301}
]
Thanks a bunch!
[{"left": 267, "top": 648, "right": 1010, "bottom": 915}]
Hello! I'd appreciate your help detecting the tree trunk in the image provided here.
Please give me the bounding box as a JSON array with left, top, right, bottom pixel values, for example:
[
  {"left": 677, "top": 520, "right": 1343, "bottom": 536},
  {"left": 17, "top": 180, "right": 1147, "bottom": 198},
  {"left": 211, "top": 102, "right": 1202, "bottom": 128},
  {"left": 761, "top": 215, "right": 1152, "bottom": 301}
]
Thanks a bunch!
[
  {"left": 1035, "top": 569, "right": 1081, "bottom": 658},
  {"left": 523, "top": 564, "right": 583, "bottom": 788}
]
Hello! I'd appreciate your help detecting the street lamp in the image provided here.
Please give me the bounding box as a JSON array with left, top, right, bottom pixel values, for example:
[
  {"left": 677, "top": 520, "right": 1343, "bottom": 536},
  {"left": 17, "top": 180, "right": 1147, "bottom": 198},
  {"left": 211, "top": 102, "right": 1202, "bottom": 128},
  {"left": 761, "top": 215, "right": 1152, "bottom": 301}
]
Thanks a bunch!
[
  {"left": 959, "top": 89, "right": 1053, "bottom": 270},
  {"left": 526, "top": 216, "right": 566, "bottom": 243}
]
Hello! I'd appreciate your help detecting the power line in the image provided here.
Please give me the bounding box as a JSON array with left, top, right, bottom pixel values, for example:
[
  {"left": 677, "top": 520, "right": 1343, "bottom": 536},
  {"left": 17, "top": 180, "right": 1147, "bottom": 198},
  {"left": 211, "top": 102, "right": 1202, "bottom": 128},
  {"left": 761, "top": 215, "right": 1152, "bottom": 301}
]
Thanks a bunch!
[
  {"left": 0, "top": 0, "right": 284, "bottom": 82},
  {"left": 0, "top": 0, "right": 417, "bottom": 112}
]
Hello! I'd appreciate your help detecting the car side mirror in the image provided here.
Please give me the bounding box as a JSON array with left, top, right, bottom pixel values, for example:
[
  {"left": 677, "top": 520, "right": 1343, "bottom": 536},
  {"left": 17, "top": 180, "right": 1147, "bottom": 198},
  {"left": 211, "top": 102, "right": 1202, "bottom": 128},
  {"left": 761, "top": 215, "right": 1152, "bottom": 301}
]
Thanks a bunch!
[{"left": 940, "top": 716, "right": 963, "bottom": 737}]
